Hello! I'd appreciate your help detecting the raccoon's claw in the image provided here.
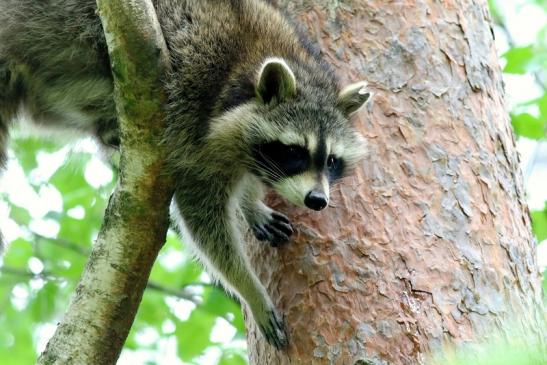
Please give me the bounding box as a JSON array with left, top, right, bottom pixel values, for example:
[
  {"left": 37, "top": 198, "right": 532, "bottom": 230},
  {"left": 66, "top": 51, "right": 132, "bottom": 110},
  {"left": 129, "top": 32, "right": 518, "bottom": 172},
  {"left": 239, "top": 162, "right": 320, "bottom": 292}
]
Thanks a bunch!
[
  {"left": 257, "top": 309, "right": 288, "bottom": 349},
  {"left": 251, "top": 211, "right": 293, "bottom": 247}
]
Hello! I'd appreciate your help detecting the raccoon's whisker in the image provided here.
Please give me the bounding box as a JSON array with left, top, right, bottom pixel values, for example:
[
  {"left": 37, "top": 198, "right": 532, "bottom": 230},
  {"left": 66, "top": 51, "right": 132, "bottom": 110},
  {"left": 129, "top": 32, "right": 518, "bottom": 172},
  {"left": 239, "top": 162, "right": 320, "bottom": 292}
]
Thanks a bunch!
[
  {"left": 241, "top": 160, "right": 270, "bottom": 175},
  {"left": 240, "top": 163, "right": 282, "bottom": 185},
  {"left": 245, "top": 158, "right": 286, "bottom": 182},
  {"left": 287, "top": 178, "right": 302, "bottom": 203},
  {"left": 254, "top": 152, "right": 278, "bottom": 172}
]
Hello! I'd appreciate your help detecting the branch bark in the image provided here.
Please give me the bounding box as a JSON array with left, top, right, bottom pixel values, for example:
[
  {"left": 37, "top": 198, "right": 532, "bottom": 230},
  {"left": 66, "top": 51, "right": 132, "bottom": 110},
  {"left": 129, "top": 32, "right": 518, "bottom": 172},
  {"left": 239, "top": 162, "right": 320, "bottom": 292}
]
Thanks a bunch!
[
  {"left": 37, "top": 1, "right": 172, "bottom": 364},
  {"left": 245, "top": 1, "right": 546, "bottom": 364}
]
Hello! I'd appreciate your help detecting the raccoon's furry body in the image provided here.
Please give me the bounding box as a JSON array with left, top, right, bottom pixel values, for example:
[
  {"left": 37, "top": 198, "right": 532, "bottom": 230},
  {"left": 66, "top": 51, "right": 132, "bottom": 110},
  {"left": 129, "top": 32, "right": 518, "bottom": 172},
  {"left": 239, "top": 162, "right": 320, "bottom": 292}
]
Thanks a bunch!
[{"left": 0, "top": 0, "right": 370, "bottom": 347}]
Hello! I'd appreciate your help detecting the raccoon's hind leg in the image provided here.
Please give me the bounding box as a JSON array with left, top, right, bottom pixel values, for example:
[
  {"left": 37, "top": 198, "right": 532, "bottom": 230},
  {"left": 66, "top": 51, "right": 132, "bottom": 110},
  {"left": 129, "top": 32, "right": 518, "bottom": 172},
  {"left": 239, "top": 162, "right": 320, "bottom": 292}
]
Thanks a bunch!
[
  {"left": 240, "top": 179, "right": 293, "bottom": 247},
  {"left": 174, "top": 179, "right": 288, "bottom": 349}
]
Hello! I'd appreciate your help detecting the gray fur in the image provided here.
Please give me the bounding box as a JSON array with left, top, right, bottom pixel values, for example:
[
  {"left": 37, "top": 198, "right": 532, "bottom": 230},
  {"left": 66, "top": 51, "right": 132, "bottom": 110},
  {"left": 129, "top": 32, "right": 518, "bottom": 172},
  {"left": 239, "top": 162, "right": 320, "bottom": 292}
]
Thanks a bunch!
[{"left": 0, "top": 0, "right": 370, "bottom": 347}]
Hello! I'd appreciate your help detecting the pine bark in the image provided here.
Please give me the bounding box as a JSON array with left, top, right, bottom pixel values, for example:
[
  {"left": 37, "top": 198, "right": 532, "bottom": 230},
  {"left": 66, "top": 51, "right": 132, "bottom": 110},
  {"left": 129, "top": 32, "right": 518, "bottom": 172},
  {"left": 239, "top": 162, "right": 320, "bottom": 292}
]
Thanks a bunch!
[
  {"left": 244, "top": 1, "right": 545, "bottom": 364},
  {"left": 37, "top": 1, "right": 172, "bottom": 364}
]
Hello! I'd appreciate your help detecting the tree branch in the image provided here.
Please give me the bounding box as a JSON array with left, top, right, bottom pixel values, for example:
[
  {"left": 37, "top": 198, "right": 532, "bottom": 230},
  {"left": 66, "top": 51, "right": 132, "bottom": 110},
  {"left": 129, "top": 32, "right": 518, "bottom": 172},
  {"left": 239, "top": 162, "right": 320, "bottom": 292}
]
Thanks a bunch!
[
  {"left": 0, "top": 264, "right": 201, "bottom": 304},
  {"left": 32, "top": 232, "right": 90, "bottom": 256},
  {"left": 37, "top": 1, "right": 173, "bottom": 364},
  {"left": 29, "top": 231, "right": 212, "bottom": 304},
  {"left": 0, "top": 265, "right": 60, "bottom": 282}
]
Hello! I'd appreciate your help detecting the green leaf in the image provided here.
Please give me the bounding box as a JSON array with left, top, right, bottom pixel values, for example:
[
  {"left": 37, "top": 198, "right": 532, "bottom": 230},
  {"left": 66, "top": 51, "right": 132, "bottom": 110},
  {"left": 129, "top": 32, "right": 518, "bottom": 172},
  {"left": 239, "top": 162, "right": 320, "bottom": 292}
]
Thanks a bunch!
[
  {"left": 218, "top": 352, "right": 248, "bottom": 365},
  {"left": 0, "top": 324, "right": 36, "bottom": 365},
  {"left": 511, "top": 113, "right": 546, "bottom": 139},
  {"left": 11, "top": 138, "right": 40, "bottom": 174},
  {"left": 503, "top": 46, "right": 534, "bottom": 74},
  {"left": 537, "top": 93, "right": 547, "bottom": 121},
  {"left": 487, "top": 0, "right": 503, "bottom": 24},
  {"left": 10, "top": 136, "right": 61, "bottom": 176},
  {"left": 57, "top": 215, "right": 96, "bottom": 247},
  {"left": 176, "top": 259, "right": 204, "bottom": 287},
  {"left": 150, "top": 246, "right": 202, "bottom": 289},
  {"left": 8, "top": 204, "right": 31, "bottom": 226},
  {"left": 542, "top": 270, "right": 547, "bottom": 303},
  {"left": 530, "top": 205, "right": 547, "bottom": 242},
  {"left": 49, "top": 153, "right": 94, "bottom": 209},
  {"left": 201, "top": 287, "right": 245, "bottom": 333},
  {"left": 127, "top": 292, "right": 169, "bottom": 352},
  {"left": 2, "top": 238, "right": 33, "bottom": 267},
  {"left": 0, "top": 301, "right": 40, "bottom": 365},
  {"left": 34, "top": 236, "right": 87, "bottom": 279},
  {"left": 136, "top": 291, "right": 170, "bottom": 326},
  {"left": 176, "top": 310, "right": 216, "bottom": 361},
  {"left": 30, "top": 282, "right": 59, "bottom": 322},
  {"left": 533, "top": 0, "right": 547, "bottom": 11}
]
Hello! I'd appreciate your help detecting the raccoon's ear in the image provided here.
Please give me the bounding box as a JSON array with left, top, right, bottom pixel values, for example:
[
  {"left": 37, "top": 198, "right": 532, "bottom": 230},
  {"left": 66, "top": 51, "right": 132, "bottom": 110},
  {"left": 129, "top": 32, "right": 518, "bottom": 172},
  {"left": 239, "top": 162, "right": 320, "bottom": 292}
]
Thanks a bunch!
[
  {"left": 337, "top": 81, "right": 371, "bottom": 116},
  {"left": 256, "top": 58, "right": 297, "bottom": 104}
]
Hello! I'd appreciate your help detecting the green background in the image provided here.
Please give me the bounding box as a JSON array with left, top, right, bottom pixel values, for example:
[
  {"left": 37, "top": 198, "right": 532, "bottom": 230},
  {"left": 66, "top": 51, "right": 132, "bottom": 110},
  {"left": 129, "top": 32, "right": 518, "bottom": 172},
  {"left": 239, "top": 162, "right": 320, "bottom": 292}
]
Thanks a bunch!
[{"left": 1, "top": 1, "right": 546, "bottom": 364}]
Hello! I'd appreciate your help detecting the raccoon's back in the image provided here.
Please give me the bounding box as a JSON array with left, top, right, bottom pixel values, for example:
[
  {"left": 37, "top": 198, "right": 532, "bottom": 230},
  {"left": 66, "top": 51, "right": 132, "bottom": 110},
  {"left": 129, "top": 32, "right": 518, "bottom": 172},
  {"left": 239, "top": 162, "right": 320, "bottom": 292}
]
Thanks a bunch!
[
  {"left": 0, "top": 0, "right": 109, "bottom": 79},
  {"left": 156, "top": 0, "right": 336, "bottom": 135},
  {"left": 0, "top": 0, "right": 335, "bottom": 137},
  {"left": 0, "top": 0, "right": 115, "bottom": 132}
]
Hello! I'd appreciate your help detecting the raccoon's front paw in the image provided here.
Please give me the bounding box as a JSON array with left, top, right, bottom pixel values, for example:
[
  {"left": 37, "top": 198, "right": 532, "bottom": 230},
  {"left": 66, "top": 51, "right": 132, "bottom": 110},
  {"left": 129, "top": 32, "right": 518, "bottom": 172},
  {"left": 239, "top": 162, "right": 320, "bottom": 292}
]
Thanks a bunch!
[
  {"left": 255, "top": 307, "right": 288, "bottom": 349},
  {"left": 251, "top": 211, "right": 293, "bottom": 247}
]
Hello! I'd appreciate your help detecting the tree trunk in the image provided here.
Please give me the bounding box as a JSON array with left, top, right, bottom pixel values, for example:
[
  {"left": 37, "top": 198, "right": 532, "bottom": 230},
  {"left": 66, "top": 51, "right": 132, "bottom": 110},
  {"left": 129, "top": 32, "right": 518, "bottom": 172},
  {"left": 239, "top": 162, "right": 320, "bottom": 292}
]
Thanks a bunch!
[
  {"left": 37, "top": 1, "right": 172, "bottom": 364},
  {"left": 244, "top": 1, "right": 545, "bottom": 364}
]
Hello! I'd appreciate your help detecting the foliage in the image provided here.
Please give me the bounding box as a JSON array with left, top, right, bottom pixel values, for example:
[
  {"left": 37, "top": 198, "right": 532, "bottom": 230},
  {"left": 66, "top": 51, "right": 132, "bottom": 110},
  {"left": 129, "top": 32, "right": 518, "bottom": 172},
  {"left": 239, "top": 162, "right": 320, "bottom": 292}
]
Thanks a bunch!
[
  {"left": 0, "top": 136, "right": 246, "bottom": 364},
  {"left": 489, "top": 0, "right": 547, "bottom": 140},
  {"left": 531, "top": 203, "right": 547, "bottom": 242},
  {"left": 427, "top": 332, "right": 546, "bottom": 365},
  {"left": 1, "top": 1, "right": 546, "bottom": 364},
  {"left": 490, "top": 0, "right": 547, "bottom": 302}
]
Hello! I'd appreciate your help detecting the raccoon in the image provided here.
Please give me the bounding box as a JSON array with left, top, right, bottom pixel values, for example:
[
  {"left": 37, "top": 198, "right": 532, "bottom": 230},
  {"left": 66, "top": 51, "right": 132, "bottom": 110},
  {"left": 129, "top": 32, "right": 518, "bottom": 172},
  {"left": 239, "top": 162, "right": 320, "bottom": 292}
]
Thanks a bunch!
[{"left": 0, "top": 0, "right": 370, "bottom": 348}]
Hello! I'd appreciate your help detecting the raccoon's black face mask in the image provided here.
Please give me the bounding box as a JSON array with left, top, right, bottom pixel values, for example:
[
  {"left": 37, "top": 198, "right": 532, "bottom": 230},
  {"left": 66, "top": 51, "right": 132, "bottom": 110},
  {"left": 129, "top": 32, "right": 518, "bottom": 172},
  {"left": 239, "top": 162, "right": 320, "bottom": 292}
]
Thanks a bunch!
[{"left": 252, "top": 138, "right": 348, "bottom": 210}]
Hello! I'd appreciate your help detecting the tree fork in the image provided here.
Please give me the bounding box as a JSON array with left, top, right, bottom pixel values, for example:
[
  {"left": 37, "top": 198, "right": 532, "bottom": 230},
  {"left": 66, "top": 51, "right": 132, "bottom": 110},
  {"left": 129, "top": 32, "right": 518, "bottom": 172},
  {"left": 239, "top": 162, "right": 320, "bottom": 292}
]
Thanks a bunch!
[
  {"left": 38, "top": 1, "right": 172, "bottom": 364},
  {"left": 244, "top": 1, "right": 546, "bottom": 364}
]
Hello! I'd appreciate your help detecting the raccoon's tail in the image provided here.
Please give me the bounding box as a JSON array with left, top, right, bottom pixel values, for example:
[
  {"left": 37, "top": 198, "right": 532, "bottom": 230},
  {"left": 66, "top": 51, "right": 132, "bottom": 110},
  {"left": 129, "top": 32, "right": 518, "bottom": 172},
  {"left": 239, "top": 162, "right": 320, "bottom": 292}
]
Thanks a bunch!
[{"left": 0, "top": 59, "right": 24, "bottom": 255}]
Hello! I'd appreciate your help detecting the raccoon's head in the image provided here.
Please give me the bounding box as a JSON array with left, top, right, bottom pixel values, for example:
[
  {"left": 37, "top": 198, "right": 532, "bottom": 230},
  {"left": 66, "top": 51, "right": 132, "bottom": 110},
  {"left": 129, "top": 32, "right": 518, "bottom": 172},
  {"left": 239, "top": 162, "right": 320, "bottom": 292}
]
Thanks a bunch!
[{"left": 248, "top": 58, "right": 371, "bottom": 211}]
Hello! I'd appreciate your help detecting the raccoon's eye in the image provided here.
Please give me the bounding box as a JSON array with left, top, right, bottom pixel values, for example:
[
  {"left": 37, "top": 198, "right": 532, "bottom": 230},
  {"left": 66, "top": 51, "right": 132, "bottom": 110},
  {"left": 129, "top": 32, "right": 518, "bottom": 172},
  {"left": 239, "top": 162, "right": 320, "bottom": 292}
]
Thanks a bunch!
[
  {"left": 252, "top": 142, "right": 310, "bottom": 180},
  {"left": 327, "top": 154, "right": 344, "bottom": 181},
  {"left": 327, "top": 155, "right": 338, "bottom": 168}
]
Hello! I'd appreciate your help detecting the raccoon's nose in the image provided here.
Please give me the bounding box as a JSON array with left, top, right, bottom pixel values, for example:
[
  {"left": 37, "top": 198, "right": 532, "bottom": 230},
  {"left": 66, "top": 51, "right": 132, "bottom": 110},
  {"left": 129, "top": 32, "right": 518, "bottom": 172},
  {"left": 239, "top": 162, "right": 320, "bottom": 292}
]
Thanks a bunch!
[{"left": 305, "top": 191, "right": 328, "bottom": 211}]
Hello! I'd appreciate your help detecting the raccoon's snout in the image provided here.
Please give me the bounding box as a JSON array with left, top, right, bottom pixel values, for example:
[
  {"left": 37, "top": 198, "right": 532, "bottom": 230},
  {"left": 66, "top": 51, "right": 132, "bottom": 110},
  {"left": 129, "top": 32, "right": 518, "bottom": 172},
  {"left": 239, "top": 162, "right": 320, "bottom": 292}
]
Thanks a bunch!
[{"left": 304, "top": 190, "right": 328, "bottom": 211}]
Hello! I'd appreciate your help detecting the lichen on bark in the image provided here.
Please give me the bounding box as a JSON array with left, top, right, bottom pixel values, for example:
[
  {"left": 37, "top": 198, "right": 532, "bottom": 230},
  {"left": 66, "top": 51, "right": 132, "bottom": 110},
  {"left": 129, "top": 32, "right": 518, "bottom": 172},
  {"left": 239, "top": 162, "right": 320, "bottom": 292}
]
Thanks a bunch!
[{"left": 37, "top": 1, "right": 173, "bottom": 364}]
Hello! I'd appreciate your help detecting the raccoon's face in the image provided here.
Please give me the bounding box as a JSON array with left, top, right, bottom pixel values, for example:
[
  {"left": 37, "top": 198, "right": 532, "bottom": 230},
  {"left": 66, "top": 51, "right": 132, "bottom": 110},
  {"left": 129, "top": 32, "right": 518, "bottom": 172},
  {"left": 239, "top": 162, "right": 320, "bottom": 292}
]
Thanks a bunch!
[
  {"left": 249, "top": 58, "right": 370, "bottom": 210},
  {"left": 251, "top": 128, "right": 364, "bottom": 210}
]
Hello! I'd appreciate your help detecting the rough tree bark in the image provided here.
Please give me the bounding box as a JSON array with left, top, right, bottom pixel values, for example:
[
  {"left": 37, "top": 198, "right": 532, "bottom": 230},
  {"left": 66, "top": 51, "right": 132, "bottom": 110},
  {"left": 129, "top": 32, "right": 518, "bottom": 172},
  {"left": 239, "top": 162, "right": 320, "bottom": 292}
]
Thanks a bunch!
[
  {"left": 244, "top": 1, "right": 545, "bottom": 364},
  {"left": 37, "top": 1, "right": 172, "bottom": 364}
]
